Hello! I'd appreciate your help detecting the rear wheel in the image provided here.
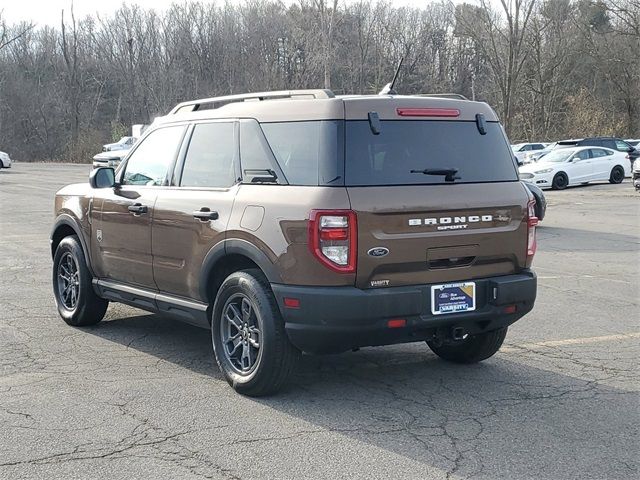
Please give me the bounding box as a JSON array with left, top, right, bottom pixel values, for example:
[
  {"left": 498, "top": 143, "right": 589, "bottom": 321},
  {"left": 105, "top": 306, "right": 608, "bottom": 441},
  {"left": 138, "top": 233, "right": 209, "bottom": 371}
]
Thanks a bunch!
[
  {"left": 427, "top": 327, "right": 507, "bottom": 364},
  {"left": 53, "top": 235, "right": 108, "bottom": 326},
  {"left": 211, "top": 269, "right": 300, "bottom": 396},
  {"left": 552, "top": 172, "right": 568, "bottom": 190},
  {"left": 609, "top": 166, "right": 624, "bottom": 184}
]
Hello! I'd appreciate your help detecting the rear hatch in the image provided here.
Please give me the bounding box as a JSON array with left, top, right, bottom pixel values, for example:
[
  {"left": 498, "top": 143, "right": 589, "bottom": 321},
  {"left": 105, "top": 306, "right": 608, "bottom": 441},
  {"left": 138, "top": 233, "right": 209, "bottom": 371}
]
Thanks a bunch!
[{"left": 343, "top": 112, "right": 530, "bottom": 289}]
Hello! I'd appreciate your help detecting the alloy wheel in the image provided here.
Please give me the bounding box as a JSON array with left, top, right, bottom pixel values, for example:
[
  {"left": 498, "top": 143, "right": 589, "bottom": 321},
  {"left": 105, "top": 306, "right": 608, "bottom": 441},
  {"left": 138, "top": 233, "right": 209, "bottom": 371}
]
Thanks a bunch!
[
  {"left": 57, "top": 252, "right": 79, "bottom": 310},
  {"left": 220, "top": 294, "right": 262, "bottom": 374}
]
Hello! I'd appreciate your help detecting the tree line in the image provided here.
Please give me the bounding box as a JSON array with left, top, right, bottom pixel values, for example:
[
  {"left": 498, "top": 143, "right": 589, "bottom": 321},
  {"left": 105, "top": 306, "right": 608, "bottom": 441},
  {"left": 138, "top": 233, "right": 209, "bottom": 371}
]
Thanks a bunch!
[{"left": 0, "top": 0, "right": 638, "bottom": 162}]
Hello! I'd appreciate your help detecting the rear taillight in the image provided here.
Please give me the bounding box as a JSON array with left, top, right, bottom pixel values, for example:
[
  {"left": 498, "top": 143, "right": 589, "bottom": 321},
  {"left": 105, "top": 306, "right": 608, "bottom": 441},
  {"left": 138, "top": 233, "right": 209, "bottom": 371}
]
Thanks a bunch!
[
  {"left": 309, "top": 210, "right": 357, "bottom": 273},
  {"left": 526, "top": 199, "right": 538, "bottom": 267}
]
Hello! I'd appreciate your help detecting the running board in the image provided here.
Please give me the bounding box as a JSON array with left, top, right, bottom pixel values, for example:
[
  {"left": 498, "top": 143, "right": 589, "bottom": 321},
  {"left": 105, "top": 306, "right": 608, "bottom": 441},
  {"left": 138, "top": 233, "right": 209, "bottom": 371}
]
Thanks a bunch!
[{"left": 93, "top": 279, "right": 210, "bottom": 329}]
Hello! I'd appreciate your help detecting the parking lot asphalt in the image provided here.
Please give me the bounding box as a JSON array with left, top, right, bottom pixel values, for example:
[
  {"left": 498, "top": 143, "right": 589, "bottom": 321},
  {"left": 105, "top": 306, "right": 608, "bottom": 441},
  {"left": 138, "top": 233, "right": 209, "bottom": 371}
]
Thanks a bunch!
[{"left": 0, "top": 163, "right": 638, "bottom": 480}]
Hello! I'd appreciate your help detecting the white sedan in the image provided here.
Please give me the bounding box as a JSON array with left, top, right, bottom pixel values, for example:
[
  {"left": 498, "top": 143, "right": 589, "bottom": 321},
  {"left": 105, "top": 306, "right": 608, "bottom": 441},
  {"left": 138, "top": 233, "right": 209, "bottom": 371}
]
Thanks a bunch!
[
  {"left": 0, "top": 151, "right": 11, "bottom": 168},
  {"left": 518, "top": 146, "right": 628, "bottom": 190}
]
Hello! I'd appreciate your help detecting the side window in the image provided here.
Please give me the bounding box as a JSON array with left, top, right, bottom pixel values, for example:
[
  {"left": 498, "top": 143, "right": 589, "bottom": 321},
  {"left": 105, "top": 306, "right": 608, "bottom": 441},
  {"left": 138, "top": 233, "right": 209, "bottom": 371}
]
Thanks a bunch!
[
  {"left": 239, "top": 120, "right": 283, "bottom": 183},
  {"left": 122, "top": 126, "right": 185, "bottom": 186},
  {"left": 591, "top": 149, "right": 607, "bottom": 158},
  {"left": 602, "top": 140, "right": 616, "bottom": 150},
  {"left": 180, "top": 122, "right": 237, "bottom": 188},
  {"left": 532, "top": 144, "right": 543, "bottom": 150},
  {"left": 615, "top": 140, "right": 630, "bottom": 151},
  {"left": 576, "top": 150, "right": 590, "bottom": 160},
  {"left": 522, "top": 145, "right": 532, "bottom": 151}
]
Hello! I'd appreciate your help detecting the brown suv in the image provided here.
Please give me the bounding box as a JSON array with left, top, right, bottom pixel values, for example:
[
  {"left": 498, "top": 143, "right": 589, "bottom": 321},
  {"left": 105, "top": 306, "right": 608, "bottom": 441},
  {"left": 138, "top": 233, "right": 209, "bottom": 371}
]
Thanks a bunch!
[{"left": 51, "top": 89, "right": 538, "bottom": 396}]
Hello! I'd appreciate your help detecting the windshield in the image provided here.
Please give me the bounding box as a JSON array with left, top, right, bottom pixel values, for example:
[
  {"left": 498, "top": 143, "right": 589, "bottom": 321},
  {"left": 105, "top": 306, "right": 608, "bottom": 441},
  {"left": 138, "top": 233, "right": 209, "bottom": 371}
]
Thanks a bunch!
[
  {"left": 538, "top": 149, "right": 574, "bottom": 163},
  {"left": 512, "top": 144, "right": 524, "bottom": 151},
  {"left": 345, "top": 120, "right": 518, "bottom": 186}
]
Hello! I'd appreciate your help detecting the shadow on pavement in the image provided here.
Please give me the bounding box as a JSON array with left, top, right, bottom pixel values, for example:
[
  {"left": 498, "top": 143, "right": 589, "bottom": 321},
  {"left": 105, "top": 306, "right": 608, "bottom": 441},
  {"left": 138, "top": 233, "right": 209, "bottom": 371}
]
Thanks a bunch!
[{"left": 87, "top": 311, "right": 637, "bottom": 479}]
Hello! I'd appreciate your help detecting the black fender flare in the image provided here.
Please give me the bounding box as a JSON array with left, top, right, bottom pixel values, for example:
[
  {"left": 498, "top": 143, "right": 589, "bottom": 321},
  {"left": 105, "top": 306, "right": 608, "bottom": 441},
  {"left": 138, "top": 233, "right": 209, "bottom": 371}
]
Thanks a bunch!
[
  {"left": 198, "top": 238, "right": 283, "bottom": 302},
  {"left": 50, "top": 214, "right": 95, "bottom": 277}
]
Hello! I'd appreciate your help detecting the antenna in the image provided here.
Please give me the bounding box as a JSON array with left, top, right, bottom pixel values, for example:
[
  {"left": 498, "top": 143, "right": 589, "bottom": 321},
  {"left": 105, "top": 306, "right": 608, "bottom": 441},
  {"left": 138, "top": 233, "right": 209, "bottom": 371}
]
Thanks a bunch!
[{"left": 378, "top": 57, "right": 404, "bottom": 95}]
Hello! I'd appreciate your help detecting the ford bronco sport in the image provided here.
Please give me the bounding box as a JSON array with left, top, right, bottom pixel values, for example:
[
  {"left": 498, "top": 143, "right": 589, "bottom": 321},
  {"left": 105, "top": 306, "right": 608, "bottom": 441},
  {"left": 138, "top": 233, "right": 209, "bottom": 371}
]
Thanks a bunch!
[{"left": 51, "top": 89, "right": 538, "bottom": 396}]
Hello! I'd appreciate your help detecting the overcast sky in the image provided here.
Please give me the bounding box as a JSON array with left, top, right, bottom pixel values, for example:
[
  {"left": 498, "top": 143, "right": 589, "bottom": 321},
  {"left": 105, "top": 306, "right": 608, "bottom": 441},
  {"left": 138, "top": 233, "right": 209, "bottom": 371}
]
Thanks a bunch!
[{"left": 2, "top": 0, "right": 483, "bottom": 26}]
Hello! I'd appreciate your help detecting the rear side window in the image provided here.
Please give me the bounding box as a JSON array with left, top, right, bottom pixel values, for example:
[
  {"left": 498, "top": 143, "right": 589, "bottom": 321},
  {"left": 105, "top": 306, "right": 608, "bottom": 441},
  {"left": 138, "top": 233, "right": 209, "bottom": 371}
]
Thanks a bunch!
[
  {"left": 239, "top": 120, "right": 284, "bottom": 184},
  {"left": 261, "top": 121, "right": 344, "bottom": 186},
  {"left": 180, "top": 122, "right": 237, "bottom": 188},
  {"left": 345, "top": 121, "right": 518, "bottom": 186},
  {"left": 591, "top": 149, "right": 609, "bottom": 158},
  {"left": 615, "top": 140, "right": 630, "bottom": 151}
]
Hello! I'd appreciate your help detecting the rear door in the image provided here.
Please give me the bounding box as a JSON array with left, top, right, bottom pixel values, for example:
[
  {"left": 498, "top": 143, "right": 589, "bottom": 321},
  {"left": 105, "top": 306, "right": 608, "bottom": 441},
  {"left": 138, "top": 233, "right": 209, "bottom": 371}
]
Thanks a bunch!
[
  {"left": 567, "top": 149, "right": 593, "bottom": 182},
  {"left": 151, "top": 121, "right": 239, "bottom": 300},
  {"left": 589, "top": 148, "right": 613, "bottom": 179},
  {"left": 343, "top": 118, "right": 530, "bottom": 289}
]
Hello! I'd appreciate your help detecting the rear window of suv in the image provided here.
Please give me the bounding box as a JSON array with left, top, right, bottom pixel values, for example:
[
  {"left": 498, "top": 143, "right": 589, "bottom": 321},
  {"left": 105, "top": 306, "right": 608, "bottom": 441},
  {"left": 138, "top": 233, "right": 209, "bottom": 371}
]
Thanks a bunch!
[
  {"left": 260, "top": 120, "right": 517, "bottom": 186},
  {"left": 345, "top": 120, "right": 518, "bottom": 186}
]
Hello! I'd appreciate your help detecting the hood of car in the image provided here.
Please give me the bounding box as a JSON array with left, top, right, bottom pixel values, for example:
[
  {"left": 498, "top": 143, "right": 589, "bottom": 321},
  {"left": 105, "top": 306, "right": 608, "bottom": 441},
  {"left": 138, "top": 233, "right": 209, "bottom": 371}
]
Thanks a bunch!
[{"left": 519, "top": 161, "right": 558, "bottom": 173}]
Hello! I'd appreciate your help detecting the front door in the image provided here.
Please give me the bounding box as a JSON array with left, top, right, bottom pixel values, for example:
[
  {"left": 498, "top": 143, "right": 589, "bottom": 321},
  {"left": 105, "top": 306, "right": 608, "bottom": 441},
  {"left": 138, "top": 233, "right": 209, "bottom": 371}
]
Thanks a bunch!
[
  {"left": 152, "top": 121, "right": 239, "bottom": 301},
  {"left": 91, "top": 124, "right": 187, "bottom": 289}
]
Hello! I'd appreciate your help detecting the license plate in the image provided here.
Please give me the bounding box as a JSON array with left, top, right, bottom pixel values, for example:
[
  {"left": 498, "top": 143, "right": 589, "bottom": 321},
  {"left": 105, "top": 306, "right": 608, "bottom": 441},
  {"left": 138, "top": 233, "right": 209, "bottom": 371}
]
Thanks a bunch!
[{"left": 431, "top": 282, "right": 476, "bottom": 315}]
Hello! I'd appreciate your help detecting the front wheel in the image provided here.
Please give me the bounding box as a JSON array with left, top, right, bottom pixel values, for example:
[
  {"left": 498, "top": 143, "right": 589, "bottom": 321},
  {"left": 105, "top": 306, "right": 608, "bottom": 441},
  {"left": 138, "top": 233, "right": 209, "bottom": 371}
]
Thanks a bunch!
[
  {"left": 609, "top": 166, "right": 624, "bottom": 184},
  {"left": 552, "top": 172, "right": 568, "bottom": 190},
  {"left": 427, "top": 327, "right": 507, "bottom": 364},
  {"left": 52, "top": 235, "right": 108, "bottom": 326},
  {"left": 211, "top": 269, "right": 300, "bottom": 396}
]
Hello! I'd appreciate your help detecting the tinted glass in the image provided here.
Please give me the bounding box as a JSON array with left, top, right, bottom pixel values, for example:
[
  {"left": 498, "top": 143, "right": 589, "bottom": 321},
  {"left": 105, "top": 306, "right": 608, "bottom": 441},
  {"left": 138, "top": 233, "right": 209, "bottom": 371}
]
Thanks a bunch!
[
  {"left": 180, "top": 123, "right": 237, "bottom": 188},
  {"left": 345, "top": 121, "right": 518, "bottom": 186},
  {"left": 240, "top": 120, "right": 283, "bottom": 183},
  {"left": 591, "top": 149, "right": 608, "bottom": 158},
  {"left": 615, "top": 140, "right": 630, "bottom": 151},
  {"left": 122, "top": 126, "right": 185, "bottom": 186},
  {"left": 575, "top": 150, "right": 590, "bottom": 160},
  {"left": 261, "top": 121, "right": 343, "bottom": 186}
]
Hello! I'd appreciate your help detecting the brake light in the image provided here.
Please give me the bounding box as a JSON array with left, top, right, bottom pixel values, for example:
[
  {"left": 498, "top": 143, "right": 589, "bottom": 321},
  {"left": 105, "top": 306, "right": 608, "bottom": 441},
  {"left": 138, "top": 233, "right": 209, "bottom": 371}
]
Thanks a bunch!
[
  {"left": 396, "top": 108, "right": 460, "bottom": 117},
  {"left": 526, "top": 199, "right": 538, "bottom": 267},
  {"left": 309, "top": 210, "right": 357, "bottom": 273}
]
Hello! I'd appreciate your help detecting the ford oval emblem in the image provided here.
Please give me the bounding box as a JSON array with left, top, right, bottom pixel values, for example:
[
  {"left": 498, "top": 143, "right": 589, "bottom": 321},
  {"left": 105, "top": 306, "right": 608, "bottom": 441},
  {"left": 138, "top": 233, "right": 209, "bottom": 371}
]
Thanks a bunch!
[{"left": 368, "top": 247, "right": 389, "bottom": 258}]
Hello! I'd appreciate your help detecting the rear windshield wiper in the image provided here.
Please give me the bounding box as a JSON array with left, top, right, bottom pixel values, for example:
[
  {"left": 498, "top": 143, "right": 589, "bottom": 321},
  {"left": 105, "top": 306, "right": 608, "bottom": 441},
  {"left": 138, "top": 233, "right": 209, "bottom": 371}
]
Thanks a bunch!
[{"left": 410, "top": 168, "right": 460, "bottom": 182}]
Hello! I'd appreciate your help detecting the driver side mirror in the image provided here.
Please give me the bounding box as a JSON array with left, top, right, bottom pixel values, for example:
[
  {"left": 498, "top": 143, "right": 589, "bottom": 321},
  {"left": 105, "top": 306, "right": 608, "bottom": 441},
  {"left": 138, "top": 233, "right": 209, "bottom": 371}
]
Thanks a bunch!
[{"left": 89, "top": 167, "right": 116, "bottom": 189}]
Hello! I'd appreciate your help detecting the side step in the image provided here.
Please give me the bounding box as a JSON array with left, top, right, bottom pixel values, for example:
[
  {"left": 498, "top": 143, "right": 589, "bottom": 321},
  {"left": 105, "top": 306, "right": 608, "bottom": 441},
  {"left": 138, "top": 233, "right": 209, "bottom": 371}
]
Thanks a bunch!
[{"left": 93, "top": 279, "right": 210, "bottom": 329}]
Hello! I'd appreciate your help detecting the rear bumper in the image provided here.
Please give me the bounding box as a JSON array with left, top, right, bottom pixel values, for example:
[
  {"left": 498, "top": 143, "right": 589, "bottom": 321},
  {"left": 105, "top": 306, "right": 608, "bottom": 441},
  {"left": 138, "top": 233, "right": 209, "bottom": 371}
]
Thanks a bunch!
[{"left": 272, "top": 271, "right": 536, "bottom": 353}]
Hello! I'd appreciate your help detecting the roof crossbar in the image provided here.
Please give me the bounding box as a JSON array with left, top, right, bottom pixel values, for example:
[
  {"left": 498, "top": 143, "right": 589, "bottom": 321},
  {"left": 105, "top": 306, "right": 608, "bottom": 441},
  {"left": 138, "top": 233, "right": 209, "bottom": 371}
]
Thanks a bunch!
[{"left": 169, "top": 89, "right": 335, "bottom": 114}]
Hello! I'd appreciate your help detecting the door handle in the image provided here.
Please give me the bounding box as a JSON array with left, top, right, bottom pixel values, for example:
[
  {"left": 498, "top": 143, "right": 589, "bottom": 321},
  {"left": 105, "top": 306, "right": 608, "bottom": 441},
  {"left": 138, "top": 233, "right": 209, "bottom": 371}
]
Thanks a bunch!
[
  {"left": 193, "top": 208, "right": 219, "bottom": 221},
  {"left": 128, "top": 203, "right": 148, "bottom": 215}
]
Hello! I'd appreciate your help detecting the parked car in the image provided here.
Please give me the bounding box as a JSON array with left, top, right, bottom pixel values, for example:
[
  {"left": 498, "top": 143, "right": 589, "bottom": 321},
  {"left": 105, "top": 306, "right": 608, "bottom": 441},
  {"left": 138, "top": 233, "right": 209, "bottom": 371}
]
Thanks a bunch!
[
  {"left": 633, "top": 158, "right": 640, "bottom": 192},
  {"left": 512, "top": 143, "right": 548, "bottom": 163},
  {"left": 0, "top": 150, "right": 12, "bottom": 168},
  {"left": 51, "top": 89, "right": 538, "bottom": 396},
  {"left": 522, "top": 142, "right": 557, "bottom": 163},
  {"left": 92, "top": 149, "right": 128, "bottom": 169},
  {"left": 556, "top": 137, "right": 638, "bottom": 168},
  {"left": 519, "top": 146, "right": 628, "bottom": 189},
  {"left": 103, "top": 136, "right": 136, "bottom": 152},
  {"left": 523, "top": 182, "right": 546, "bottom": 221},
  {"left": 625, "top": 139, "right": 640, "bottom": 148}
]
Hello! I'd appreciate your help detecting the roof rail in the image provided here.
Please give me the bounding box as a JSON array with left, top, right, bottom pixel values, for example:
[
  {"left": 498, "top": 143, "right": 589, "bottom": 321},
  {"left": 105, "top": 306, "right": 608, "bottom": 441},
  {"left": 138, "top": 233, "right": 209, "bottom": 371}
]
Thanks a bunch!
[
  {"left": 416, "top": 93, "right": 469, "bottom": 101},
  {"left": 169, "top": 89, "right": 335, "bottom": 114}
]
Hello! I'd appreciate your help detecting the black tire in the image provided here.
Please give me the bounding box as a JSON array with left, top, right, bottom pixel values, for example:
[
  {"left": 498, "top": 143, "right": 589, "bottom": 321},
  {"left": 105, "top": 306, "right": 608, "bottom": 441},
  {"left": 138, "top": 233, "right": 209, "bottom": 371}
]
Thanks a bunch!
[
  {"left": 609, "top": 166, "right": 624, "bottom": 184},
  {"left": 427, "top": 327, "right": 508, "bottom": 364},
  {"left": 211, "top": 269, "right": 300, "bottom": 396},
  {"left": 552, "top": 172, "right": 568, "bottom": 190},
  {"left": 52, "top": 235, "right": 108, "bottom": 326}
]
